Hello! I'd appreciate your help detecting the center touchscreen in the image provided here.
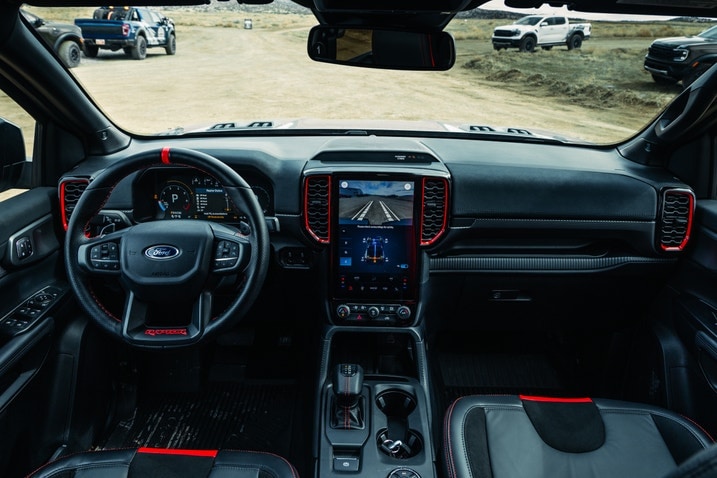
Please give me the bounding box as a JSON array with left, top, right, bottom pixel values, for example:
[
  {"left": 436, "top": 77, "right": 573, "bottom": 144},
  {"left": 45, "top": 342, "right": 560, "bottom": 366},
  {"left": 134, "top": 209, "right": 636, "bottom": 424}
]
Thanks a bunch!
[{"left": 334, "top": 178, "right": 417, "bottom": 300}]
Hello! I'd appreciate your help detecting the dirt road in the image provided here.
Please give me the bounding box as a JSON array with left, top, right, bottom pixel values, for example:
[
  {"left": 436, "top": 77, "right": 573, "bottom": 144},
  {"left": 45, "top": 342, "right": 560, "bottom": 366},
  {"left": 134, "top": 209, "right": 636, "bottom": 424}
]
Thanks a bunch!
[{"left": 71, "top": 21, "right": 656, "bottom": 144}]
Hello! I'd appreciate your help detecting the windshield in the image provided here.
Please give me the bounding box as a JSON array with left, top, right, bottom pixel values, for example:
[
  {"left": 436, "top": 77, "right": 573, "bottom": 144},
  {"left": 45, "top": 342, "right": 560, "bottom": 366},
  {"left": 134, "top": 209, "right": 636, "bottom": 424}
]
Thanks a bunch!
[
  {"left": 698, "top": 24, "right": 717, "bottom": 40},
  {"left": 515, "top": 16, "right": 543, "bottom": 26},
  {"left": 20, "top": 3, "right": 702, "bottom": 145}
]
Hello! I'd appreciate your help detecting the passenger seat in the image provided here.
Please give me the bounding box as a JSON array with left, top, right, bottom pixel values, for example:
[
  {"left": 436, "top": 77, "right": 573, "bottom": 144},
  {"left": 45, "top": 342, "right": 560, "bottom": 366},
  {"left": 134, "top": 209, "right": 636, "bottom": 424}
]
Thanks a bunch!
[{"left": 443, "top": 395, "right": 714, "bottom": 478}]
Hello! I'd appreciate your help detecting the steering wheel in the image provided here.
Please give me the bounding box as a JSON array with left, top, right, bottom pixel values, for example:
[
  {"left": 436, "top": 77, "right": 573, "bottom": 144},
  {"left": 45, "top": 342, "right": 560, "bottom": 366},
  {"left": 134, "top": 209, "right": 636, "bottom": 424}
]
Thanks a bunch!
[{"left": 64, "top": 147, "right": 270, "bottom": 349}]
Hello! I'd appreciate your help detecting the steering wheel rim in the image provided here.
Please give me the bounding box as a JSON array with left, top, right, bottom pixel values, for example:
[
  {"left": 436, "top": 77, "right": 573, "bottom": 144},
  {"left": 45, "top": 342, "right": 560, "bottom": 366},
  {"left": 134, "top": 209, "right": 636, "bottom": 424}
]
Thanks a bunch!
[{"left": 64, "top": 147, "right": 270, "bottom": 349}]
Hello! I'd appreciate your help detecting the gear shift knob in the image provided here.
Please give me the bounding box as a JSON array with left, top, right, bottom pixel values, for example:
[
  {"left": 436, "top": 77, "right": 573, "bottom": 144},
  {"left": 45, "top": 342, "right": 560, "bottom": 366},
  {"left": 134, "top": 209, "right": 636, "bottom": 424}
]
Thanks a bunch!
[{"left": 332, "top": 363, "right": 364, "bottom": 407}]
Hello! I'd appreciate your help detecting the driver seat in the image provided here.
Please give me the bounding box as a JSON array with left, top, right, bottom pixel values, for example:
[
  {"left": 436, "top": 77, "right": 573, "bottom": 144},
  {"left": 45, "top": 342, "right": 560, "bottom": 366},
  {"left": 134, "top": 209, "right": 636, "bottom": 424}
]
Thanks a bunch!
[{"left": 26, "top": 447, "right": 299, "bottom": 478}]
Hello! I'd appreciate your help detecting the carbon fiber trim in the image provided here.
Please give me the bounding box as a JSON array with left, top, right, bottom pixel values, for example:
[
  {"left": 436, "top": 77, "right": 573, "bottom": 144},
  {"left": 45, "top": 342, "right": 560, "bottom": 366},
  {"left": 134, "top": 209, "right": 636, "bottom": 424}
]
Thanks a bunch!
[{"left": 430, "top": 255, "right": 675, "bottom": 272}]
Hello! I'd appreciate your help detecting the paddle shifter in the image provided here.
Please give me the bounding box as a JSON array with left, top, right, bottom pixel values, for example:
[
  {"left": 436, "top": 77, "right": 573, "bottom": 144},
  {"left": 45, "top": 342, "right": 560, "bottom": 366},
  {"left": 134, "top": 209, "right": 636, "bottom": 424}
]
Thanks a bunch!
[{"left": 331, "top": 363, "right": 365, "bottom": 430}]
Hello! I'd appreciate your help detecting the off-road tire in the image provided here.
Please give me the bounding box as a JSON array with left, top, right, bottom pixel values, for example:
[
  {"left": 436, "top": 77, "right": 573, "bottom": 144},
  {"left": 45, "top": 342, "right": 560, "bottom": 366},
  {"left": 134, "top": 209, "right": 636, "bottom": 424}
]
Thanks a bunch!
[
  {"left": 165, "top": 33, "right": 176, "bottom": 55},
  {"left": 131, "top": 35, "right": 147, "bottom": 60},
  {"left": 58, "top": 40, "right": 81, "bottom": 68},
  {"left": 83, "top": 44, "right": 99, "bottom": 58},
  {"left": 519, "top": 36, "right": 536, "bottom": 53},
  {"left": 567, "top": 34, "right": 583, "bottom": 50},
  {"left": 683, "top": 64, "right": 711, "bottom": 89}
]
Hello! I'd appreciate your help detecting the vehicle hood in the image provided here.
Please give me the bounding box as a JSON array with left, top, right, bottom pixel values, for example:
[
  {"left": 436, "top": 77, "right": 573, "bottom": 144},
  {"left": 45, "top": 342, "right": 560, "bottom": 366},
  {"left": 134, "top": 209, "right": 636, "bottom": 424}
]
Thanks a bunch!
[
  {"left": 39, "top": 21, "right": 82, "bottom": 34},
  {"left": 494, "top": 23, "right": 532, "bottom": 30},
  {"left": 159, "top": 118, "right": 583, "bottom": 143},
  {"left": 652, "top": 35, "right": 714, "bottom": 47}
]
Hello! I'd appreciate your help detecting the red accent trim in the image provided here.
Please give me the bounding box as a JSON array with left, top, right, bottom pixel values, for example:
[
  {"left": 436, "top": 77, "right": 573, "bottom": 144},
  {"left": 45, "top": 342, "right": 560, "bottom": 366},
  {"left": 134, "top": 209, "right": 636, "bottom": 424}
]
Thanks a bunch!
[
  {"left": 420, "top": 177, "right": 449, "bottom": 246},
  {"left": 138, "top": 447, "right": 218, "bottom": 458},
  {"left": 144, "top": 328, "right": 188, "bottom": 336},
  {"left": 59, "top": 179, "right": 90, "bottom": 231},
  {"left": 161, "top": 147, "right": 171, "bottom": 164},
  {"left": 60, "top": 182, "right": 69, "bottom": 230},
  {"left": 660, "top": 189, "right": 695, "bottom": 252},
  {"left": 519, "top": 395, "right": 593, "bottom": 403},
  {"left": 303, "top": 175, "right": 331, "bottom": 244},
  {"left": 427, "top": 34, "right": 436, "bottom": 68}
]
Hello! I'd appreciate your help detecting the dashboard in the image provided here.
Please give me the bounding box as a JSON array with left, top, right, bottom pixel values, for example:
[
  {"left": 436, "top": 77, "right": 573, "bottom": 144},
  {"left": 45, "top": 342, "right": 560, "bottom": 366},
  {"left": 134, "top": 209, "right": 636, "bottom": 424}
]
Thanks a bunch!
[{"left": 58, "top": 135, "right": 696, "bottom": 329}]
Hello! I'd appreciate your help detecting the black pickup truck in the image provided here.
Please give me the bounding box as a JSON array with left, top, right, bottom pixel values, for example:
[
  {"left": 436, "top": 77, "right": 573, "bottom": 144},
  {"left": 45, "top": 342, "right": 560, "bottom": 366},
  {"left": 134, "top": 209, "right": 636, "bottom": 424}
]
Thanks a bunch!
[
  {"left": 644, "top": 24, "right": 717, "bottom": 88},
  {"left": 21, "top": 9, "right": 83, "bottom": 68},
  {"left": 74, "top": 6, "right": 176, "bottom": 60}
]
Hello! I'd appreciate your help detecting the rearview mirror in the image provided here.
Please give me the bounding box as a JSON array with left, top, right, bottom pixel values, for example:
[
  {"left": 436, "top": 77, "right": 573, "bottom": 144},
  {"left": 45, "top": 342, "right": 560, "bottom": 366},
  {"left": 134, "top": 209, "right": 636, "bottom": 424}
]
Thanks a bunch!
[{"left": 307, "top": 26, "right": 455, "bottom": 71}]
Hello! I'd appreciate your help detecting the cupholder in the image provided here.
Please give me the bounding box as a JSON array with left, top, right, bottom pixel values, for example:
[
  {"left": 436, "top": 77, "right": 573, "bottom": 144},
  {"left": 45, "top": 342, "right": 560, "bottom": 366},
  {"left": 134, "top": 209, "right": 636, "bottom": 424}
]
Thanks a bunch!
[
  {"left": 377, "top": 427, "right": 423, "bottom": 459},
  {"left": 376, "top": 390, "right": 421, "bottom": 459},
  {"left": 375, "top": 390, "right": 417, "bottom": 418}
]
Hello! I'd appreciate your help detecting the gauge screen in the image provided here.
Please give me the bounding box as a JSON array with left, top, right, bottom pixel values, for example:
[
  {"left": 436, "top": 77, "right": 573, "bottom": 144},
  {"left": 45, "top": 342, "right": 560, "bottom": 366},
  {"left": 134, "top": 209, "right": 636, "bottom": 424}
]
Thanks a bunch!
[{"left": 154, "top": 175, "right": 239, "bottom": 222}]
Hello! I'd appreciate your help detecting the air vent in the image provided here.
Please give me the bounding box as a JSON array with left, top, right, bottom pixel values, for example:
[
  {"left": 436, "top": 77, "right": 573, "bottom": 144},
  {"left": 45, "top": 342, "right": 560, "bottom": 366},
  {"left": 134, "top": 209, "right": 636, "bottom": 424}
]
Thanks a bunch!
[
  {"left": 421, "top": 177, "right": 448, "bottom": 246},
  {"left": 209, "top": 122, "right": 237, "bottom": 130},
  {"left": 304, "top": 175, "right": 331, "bottom": 244},
  {"left": 208, "top": 121, "right": 273, "bottom": 130},
  {"left": 506, "top": 128, "right": 532, "bottom": 135},
  {"left": 469, "top": 125, "right": 496, "bottom": 132},
  {"left": 658, "top": 188, "right": 695, "bottom": 252},
  {"left": 60, "top": 178, "right": 89, "bottom": 230}
]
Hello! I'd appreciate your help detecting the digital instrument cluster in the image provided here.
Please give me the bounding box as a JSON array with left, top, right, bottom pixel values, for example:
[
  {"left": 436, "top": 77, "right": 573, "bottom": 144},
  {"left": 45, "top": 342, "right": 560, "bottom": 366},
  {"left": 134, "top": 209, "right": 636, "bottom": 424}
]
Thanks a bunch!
[
  {"left": 133, "top": 168, "right": 273, "bottom": 223},
  {"left": 155, "top": 175, "right": 237, "bottom": 221}
]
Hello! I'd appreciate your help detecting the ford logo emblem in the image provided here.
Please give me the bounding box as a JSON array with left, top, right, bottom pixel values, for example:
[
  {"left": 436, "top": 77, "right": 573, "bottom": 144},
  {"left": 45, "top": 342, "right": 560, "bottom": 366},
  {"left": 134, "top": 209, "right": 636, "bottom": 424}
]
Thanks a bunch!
[{"left": 144, "top": 245, "right": 181, "bottom": 260}]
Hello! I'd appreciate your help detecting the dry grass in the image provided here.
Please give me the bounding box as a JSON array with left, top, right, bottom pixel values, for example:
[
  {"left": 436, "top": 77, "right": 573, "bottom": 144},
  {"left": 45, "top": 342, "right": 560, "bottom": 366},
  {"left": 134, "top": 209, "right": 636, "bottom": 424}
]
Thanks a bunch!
[
  {"left": 462, "top": 45, "right": 676, "bottom": 111},
  {"left": 24, "top": 6, "right": 316, "bottom": 30}
]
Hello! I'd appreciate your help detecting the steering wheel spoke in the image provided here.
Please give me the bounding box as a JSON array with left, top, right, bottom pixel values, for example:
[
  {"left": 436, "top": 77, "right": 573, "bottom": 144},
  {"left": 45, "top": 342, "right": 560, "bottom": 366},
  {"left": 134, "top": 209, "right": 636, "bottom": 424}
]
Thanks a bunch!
[
  {"left": 121, "top": 290, "right": 212, "bottom": 347},
  {"left": 77, "top": 229, "right": 128, "bottom": 276},
  {"left": 210, "top": 223, "right": 251, "bottom": 274}
]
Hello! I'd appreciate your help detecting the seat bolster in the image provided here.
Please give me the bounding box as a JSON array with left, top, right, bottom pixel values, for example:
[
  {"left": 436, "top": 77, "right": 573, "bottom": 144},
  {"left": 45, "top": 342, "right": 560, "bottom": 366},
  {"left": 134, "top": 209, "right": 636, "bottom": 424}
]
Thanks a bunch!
[
  {"left": 211, "top": 450, "right": 299, "bottom": 478},
  {"left": 27, "top": 448, "right": 137, "bottom": 478},
  {"left": 27, "top": 449, "right": 300, "bottom": 478},
  {"left": 661, "top": 444, "right": 717, "bottom": 478},
  {"left": 592, "top": 398, "right": 714, "bottom": 461},
  {"left": 444, "top": 396, "right": 522, "bottom": 478}
]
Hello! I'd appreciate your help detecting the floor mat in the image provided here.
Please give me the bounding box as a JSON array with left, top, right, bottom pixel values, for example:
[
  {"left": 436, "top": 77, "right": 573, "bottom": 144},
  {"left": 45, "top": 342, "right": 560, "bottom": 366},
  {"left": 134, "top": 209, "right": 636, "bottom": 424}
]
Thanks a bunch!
[
  {"left": 101, "top": 380, "right": 296, "bottom": 457},
  {"left": 438, "top": 352, "right": 568, "bottom": 407}
]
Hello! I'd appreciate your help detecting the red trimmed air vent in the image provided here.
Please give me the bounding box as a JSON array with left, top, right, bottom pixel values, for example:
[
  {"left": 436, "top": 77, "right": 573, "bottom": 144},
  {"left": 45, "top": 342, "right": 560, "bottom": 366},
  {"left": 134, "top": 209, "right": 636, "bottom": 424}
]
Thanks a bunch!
[
  {"left": 59, "top": 178, "right": 89, "bottom": 230},
  {"left": 304, "top": 175, "right": 331, "bottom": 244},
  {"left": 420, "top": 177, "right": 448, "bottom": 246},
  {"left": 658, "top": 188, "right": 695, "bottom": 252}
]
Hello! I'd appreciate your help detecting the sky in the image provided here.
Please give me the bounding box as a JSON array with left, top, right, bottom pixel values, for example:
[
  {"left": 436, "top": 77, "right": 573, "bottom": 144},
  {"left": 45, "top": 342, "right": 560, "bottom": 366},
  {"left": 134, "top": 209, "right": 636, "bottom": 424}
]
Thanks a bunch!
[{"left": 478, "top": 0, "right": 680, "bottom": 21}]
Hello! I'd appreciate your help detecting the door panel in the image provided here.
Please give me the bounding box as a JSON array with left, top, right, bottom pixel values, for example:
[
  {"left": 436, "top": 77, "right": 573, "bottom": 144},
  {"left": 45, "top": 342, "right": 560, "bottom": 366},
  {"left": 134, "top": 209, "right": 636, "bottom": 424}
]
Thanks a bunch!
[
  {"left": 660, "top": 200, "right": 717, "bottom": 434},
  {"left": 0, "top": 187, "right": 68, "bottom": 477}
]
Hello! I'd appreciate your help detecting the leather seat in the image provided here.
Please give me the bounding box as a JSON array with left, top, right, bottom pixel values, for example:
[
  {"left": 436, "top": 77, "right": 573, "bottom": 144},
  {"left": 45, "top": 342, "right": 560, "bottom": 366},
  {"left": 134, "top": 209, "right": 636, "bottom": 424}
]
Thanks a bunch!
[
  {"left": 26, "top": 447, "right": 299, "bottom": 478},
  {"left": 443, "top": 395, "right": 714, "bottom": 478}
]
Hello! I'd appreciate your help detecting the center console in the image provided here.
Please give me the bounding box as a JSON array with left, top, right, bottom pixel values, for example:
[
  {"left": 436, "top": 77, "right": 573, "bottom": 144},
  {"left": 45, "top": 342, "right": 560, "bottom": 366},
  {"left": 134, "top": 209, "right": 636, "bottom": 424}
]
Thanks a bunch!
[
  {"left": 317, "top": 331, "right": 435, "bottom": 478},
  {"left": 304, "top": 167, "right": 449, "bottom": 478}
]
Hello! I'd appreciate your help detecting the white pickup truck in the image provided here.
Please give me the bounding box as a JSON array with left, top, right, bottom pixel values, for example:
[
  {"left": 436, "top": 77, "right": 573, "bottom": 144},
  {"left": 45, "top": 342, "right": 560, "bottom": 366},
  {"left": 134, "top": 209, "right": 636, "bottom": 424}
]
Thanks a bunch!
[{"left": 491, "top": 15, "right": 591, "bottom": 52}]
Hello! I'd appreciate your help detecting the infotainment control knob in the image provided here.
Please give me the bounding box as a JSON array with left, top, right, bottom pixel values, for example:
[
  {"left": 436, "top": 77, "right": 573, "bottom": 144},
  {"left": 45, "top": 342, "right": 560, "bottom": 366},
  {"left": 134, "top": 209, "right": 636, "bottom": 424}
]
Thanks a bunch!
[
  {"left": 368, "top": 306, "right": 380, "bottom": 318},
  {"left": 336, "top": 304, "right": 351, "bottom": 319},
  {"left": 396, "top": 306, "right": 411, "bottom": 321}
]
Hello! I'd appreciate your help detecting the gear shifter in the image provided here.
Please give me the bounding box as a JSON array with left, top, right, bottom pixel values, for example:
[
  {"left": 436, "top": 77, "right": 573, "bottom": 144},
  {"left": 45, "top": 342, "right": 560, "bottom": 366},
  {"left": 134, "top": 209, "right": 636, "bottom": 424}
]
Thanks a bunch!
[{"left": 331, "top": 363, "right": 365, "bottom": 429}]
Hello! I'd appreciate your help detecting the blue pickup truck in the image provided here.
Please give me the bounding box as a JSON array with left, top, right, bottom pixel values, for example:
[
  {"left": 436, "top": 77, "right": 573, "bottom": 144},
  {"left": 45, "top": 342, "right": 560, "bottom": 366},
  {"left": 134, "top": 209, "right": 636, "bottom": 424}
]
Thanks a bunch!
[{"left": 74, "top": 6, "right": 176, "bottom": 60}]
